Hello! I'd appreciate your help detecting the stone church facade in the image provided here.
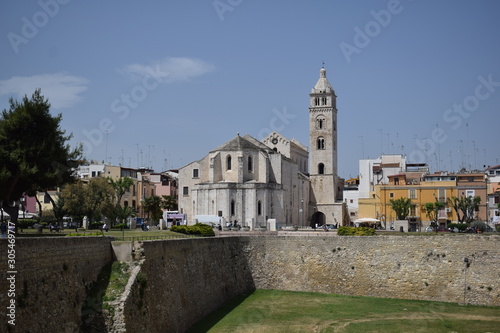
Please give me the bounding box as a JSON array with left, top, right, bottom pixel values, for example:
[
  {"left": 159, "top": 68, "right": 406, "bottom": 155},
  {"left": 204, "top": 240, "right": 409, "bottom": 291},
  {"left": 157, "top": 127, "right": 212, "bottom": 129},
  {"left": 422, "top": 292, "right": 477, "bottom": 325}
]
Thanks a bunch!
[{"left": 178, "top": 67, "right": 347, "bottom": 228}]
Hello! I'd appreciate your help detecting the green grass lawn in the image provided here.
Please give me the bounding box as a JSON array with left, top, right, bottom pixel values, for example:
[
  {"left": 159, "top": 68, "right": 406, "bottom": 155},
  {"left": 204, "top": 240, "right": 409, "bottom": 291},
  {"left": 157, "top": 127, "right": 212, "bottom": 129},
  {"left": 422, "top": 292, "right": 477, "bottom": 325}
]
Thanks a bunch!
[
  {"left": 16, "top": 227, "right": 197, "bottom": 240},
  {"left": 188, "top": 290, "right": 500, "bottom": 333}
]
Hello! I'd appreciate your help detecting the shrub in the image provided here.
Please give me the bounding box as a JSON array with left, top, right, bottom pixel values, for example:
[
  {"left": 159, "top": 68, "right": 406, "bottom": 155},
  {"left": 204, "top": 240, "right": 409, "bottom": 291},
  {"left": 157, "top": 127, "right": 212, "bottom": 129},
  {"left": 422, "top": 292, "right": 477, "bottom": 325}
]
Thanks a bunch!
[
  {"left": 171, "top": 223, "right": 215, "bottom": 236},
  {"left": 338, "top": 226, "right": 375, "bottom": 236},
  {"left": 470, "top": 220, "right": 487, "bottom": 232},
  {"left": 17, "top": 219, "right": 38, "bottom": 229},
  {"left": 90, "top": 222, "right": 104, "bottom": 229},
  {"left": 447, "top": 223, "right": 469, "bottom": 232}
]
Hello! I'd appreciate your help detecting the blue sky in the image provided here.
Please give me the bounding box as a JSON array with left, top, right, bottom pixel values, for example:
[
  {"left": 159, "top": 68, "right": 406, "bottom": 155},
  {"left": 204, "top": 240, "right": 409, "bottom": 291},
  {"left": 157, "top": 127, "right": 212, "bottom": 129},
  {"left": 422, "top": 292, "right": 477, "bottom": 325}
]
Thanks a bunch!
[{"left": 1, "top": 0, "right": 499, "bottom": 178}]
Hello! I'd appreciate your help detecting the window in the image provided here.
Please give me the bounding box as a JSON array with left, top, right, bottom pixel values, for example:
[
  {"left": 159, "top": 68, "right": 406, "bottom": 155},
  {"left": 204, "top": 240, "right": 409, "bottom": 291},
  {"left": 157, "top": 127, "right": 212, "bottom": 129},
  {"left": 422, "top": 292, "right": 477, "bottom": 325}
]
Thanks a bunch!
[
  {"left": 322, "top": 97, "right": 327, "bottom": 105},
  {"left": 227, "top": 155, "right": 232, "bottom": 170},
  {"left": 91, "top": 171, "right": 96, "bottom": 177},
  {"left": 394, "top": 177, "right": 399, "bottom": 185},
  {"left": 350, "top": 199, "right": 353, "bottom": 203},
  {"left": 248, "top": 156, "right": 253, "bottom": 172},
  {"left": 231, "top": 200, "right": 235, "bottom": 215},
  {"left": 193, "top": 168, "right": 199, "bottom": 178},
  {"left": 43, "top": 193, "right": 50, "bottom": 204},
  {"left": 318, "top": 163, "right": 325, "bottom": 175},
  {"left": 438, "top": 188, "right": 446, "bottom": 203},
  {"left": 258, "top": 201, "right": 262, "bottom": 215},
  {"left": 465, "top": 190, "right": 475, "bottom": 197},
  {"left": 183, "top": 186, "right": 189, "bottom": 196},
  {"left": 350, "top": 212, "right": 356, "bottom": 216},
  {"left": 410, "top": 205, "right": 416, "bottom": 216},
  {"left": 409, "top": 189, "right": 417, "bottom": 199},
  {"left": 390, "top": 192, "right": 394, "bottom": 198},
  {"left": 317, "top": 137, "right": 325, "bottom": 150},
  {"left": 314, "top": 97, "right": 320, "bottom": 106},
  {"left": 218, "top": 211, "right": 223, "bottom": 217}
]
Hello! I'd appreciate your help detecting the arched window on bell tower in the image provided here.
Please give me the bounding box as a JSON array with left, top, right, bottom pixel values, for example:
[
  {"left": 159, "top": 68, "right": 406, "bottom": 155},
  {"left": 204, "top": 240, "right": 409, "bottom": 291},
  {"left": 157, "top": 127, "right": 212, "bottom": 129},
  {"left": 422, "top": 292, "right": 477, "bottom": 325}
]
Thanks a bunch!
[
  {"left": 316, "top": 116, "right": 326, "bottom": 130},
  {"left": 318, "top": 163, "right": 325, "bottom": 175},
  {"left": 317, "top": 137, "right": 325, "bottom": 150},
  {"left": 227, "top": 155, "right": 232, "bottom": 170}
]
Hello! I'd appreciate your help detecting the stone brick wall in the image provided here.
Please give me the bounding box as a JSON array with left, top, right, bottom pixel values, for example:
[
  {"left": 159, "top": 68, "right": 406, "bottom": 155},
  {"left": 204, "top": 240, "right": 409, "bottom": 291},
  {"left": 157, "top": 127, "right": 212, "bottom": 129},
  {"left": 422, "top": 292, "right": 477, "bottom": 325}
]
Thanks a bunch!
[
  {"left": 1, "top": 235, "right": 498, "bottom": 332},
  {"left": 123, "top": 235, "right": 499, "bottom": 332},
  {"left": 0, "top": 237, "right": 114, "bottom": 333},
  {"left": 123, "top": 237, "right": 255, "bottom": 333},
  {"left": 241, "top": 235, "right": 500, "bottom": 306}
]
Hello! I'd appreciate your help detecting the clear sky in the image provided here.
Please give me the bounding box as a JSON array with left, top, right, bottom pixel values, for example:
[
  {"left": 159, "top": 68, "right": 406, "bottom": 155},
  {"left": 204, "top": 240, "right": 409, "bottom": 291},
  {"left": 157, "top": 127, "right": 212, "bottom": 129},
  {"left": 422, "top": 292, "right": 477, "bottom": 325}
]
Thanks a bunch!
[{"left": 1, "top": 0, "right": 499, "bottom": 178}]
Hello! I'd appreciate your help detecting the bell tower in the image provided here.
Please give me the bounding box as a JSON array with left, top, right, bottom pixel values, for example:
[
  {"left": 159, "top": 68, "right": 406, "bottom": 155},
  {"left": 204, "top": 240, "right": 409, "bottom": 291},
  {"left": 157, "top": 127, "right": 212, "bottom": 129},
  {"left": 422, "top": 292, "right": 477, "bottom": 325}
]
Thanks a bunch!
[{"left": 309, "top": 66, "right": 342, "bottom": 226}]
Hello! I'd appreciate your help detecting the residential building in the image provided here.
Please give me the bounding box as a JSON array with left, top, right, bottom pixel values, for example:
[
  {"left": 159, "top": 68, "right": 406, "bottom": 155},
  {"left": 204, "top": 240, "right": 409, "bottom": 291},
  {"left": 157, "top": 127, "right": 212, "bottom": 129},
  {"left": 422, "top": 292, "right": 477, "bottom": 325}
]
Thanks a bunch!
[
  {"left": 486, "top": 165, "right": 500, "bottom": 224},
  {"left": 343, "top": 178, "right": 359, "bottom": 222}
]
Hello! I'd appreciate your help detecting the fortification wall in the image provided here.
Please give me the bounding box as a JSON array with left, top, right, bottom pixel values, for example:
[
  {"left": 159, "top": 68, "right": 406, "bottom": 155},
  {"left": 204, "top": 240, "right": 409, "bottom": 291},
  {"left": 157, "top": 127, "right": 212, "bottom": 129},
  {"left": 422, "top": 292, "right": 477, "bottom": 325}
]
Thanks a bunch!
[
  {"left": 242, "top": 235, "right": 500, "bottom": 306},
  {"left": 1, "top": 235, "right": 498, "bottom": 332},
  {"left": 124, "top": 235, "right": 499, "bottom": 332},
  {"left": 0, "top": 237, "right": 114, "bottom": 333},
  {"left": 123, "top": 237, "right": 255, "bottom": 333}
]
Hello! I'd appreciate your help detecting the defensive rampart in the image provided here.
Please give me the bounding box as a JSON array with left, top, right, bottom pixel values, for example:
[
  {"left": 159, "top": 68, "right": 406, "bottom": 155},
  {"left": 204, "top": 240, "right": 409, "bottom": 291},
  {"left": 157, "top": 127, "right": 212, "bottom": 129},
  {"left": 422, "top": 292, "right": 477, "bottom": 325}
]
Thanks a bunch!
[
  {"left": 124, "top": 235, "right": 499, "bottom": 332},
  {"left": 1, "top": 235, "right": 498, "bottom": 332},
  {"left": 0, "top": 237, "right": 114, "bottom": 333}
]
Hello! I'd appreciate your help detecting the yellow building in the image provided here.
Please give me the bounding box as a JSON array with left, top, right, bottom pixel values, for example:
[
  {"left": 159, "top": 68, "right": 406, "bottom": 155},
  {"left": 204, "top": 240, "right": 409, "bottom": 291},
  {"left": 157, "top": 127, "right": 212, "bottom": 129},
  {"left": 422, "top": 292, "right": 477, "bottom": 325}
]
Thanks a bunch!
[{"left": 359, "top": 172, "right": 487, "bottom": 231}]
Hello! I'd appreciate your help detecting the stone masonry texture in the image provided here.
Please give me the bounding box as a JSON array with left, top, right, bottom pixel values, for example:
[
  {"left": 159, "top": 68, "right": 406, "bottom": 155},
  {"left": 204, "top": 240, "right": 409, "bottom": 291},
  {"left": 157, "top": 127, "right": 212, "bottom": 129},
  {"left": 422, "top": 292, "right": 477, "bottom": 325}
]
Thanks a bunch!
[
  {"left": 0, "top": 235, "right": 498, "bottom": 332},
  {"left": 0, "top": 237, "right": 114, "bottom": 333}
]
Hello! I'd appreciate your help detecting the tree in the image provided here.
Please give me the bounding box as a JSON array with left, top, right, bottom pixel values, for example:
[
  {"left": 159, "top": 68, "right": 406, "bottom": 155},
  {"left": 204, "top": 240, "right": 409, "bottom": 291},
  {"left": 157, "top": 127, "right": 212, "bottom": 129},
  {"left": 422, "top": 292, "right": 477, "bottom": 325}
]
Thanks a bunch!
[
  {"left": 142, "top": 195, "right": 163, "bottom": 223},
  {"left": 61, "top": 178, "right": 115, "bottom": 225},
  {"left": 84, "top": 177, "right": 115, "bottom": 223},
  {"left": 115, "top": 205, "right": 136, "bottom": 228},
  {"left": 424, "top": 201, "right": 445, "bottom": 230},
  {"left": 162, "top": 195, "right": 178, "bottom": 211},
  {"left": 0, "top": 90, "right": 81, "bottom": 224},
  {"left": 108, "top": 177, "right": 134, "bottom": 205},
  {"left": 389, "top": 197, "right": 411, "bottom": 220},
  {"left": 447, "top": 196, "right": 481, "bottom": 223}
]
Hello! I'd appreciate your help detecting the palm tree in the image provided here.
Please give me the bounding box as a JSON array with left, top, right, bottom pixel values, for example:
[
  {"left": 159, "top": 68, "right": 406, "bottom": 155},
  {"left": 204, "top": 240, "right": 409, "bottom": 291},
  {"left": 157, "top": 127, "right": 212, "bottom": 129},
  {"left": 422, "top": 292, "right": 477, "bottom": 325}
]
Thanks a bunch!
[
  {"left": 115, "top": 205, "right": 136, "bottom": 228},
  {"left": 142, "top": 195, "right": 163, "bottom": 224},
  {"left": 162, "top": 195, "right": 178, "bottom": 211}
]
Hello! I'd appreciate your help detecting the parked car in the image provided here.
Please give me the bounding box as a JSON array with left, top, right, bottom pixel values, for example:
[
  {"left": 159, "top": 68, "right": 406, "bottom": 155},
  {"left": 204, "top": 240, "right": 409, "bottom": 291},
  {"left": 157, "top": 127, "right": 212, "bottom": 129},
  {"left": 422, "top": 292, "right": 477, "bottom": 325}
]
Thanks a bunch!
[{"left": 424, "top": 226, "right": 434, "bottom": 232}]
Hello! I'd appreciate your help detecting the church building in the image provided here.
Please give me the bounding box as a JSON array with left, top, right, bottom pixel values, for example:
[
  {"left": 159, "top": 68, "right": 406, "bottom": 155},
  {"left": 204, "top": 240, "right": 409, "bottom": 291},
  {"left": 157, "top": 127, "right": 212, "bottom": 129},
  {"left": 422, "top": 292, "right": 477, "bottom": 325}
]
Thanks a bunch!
[{"left": 178, "top": 67, "right": 347, "bottom": 228}]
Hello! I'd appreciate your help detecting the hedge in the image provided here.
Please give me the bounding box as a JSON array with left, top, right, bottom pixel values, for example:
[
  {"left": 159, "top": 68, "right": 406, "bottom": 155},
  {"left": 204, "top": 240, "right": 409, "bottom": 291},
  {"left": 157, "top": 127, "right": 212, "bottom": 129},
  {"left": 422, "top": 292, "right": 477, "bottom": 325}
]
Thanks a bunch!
[
  {"left": 338, "top": 226, "right": 375, "bottom": 236},
  {"left": 170, "top": 223, "right": 215, "bottom": 236}
]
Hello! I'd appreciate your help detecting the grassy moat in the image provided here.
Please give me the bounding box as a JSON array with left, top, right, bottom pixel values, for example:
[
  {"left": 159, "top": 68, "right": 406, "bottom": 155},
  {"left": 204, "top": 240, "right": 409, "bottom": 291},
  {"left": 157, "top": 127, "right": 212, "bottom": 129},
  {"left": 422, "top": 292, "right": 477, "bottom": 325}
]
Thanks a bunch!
[{"left": 189, "top": 289, "right": 500, "bottom": 333}]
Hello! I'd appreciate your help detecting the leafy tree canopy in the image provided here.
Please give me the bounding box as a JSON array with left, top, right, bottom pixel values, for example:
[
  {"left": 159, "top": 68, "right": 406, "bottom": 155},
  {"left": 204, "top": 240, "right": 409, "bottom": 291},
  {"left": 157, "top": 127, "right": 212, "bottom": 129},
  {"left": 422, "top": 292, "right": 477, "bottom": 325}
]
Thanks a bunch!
[
  {"left": 0, "top": 89, "right": 81, "bottom": 223},
  {"left": 389, "top": 197, "right": 411, "bottom": 220},
  {"left": 447, "top": 196, "right": 481, "bottom": 223}
]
